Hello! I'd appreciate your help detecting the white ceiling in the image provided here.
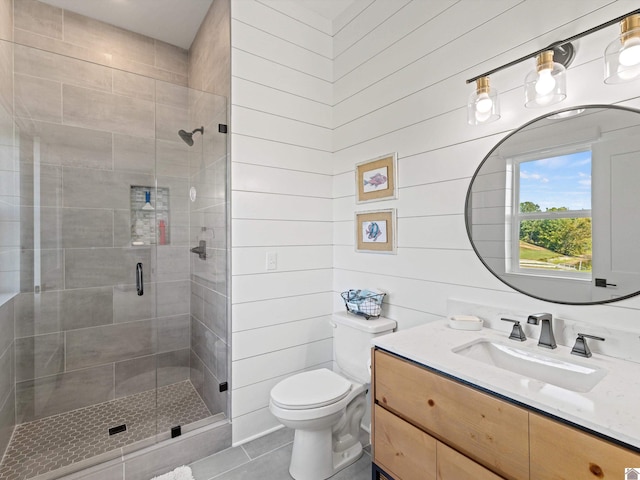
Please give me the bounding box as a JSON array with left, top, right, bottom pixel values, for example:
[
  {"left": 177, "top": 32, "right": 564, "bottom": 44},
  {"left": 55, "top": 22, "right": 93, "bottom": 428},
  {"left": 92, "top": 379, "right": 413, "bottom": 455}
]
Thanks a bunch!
[{"left": 38, "top": 0, "right": 357, "bottom": 49}]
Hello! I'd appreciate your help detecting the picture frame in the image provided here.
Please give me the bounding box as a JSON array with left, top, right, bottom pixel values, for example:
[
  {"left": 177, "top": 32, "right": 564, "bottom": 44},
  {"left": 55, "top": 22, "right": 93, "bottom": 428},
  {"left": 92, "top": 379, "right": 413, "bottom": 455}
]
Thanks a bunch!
[
  {"left": 355, "top": 209, "right": 396, "bottom": 254},
  {"left": 355, "top": 153, "right": 397, "bottom": 203}
]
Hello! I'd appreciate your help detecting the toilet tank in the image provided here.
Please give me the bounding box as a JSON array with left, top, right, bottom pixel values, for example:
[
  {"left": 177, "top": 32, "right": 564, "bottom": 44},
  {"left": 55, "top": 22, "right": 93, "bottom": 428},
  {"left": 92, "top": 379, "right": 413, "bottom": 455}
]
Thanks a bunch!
[{"left": 332, "top": 312, "right": 396, "bottom": 383}]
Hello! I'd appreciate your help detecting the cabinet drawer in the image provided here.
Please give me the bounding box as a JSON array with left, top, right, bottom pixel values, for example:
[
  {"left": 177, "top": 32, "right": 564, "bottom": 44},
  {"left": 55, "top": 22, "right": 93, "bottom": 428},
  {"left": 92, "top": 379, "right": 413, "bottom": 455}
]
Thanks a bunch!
[
  {"left": 374, "top": 404, "right": 437, "bottom": 480},
  {"left": 530, "top": 413, "right": 640, "bottom": 479},
  {"left": 374, "top": 349, "right": 529, "bottom": 480},
  {"left": 437, "top": 441, "right": 504, "bottom": 480}
]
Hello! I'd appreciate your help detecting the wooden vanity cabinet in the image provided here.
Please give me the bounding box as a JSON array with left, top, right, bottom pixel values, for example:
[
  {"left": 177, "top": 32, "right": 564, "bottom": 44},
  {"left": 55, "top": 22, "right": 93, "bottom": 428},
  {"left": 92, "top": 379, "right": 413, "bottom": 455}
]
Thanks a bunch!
[
  {"left": 373, "top": 349, "right": 529, "bottom": 480},
  {"left": 530, "top": 413, "right": 640, "bottom": 479},
  {"left": 372, "top": 348, "right": 640, "bottom": 480}
]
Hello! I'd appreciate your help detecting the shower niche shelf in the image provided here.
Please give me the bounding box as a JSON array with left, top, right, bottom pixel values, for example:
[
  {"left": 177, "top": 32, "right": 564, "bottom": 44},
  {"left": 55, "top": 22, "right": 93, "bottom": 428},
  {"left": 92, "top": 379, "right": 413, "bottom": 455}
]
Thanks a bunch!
[{"left": 130, "top": 185, "right": 170, "bottom": 246}]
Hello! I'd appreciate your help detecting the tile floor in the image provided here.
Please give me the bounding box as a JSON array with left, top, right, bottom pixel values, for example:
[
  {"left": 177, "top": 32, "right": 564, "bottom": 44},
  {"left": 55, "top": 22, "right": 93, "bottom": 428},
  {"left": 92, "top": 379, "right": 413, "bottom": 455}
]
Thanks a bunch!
[
  {"left": 189, "top": 427, "right": 372, "bottom": 480},
  {"left": 0, "top": 381, "right": 212, "bottom": 480}
]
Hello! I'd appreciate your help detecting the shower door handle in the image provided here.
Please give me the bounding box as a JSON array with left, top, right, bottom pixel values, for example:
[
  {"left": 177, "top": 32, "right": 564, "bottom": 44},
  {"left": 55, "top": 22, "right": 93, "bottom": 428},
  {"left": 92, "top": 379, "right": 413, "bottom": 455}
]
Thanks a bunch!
[{"left": 136, "top": 263, "right": 144, "bottom": 296}]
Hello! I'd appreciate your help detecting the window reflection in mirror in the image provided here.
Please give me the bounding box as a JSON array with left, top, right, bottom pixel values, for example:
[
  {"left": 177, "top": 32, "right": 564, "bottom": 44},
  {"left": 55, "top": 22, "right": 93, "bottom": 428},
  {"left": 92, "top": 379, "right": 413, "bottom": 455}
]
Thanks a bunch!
[{"left": 513, "top": 151, "right": 592, "bottom": 278}]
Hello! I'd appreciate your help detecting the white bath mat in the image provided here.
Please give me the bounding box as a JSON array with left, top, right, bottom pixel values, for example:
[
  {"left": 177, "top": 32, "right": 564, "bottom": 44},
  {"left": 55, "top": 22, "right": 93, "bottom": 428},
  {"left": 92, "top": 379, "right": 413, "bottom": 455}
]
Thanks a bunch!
[{"left": 150, "top": 465, "right": 194, "bottom": 480}]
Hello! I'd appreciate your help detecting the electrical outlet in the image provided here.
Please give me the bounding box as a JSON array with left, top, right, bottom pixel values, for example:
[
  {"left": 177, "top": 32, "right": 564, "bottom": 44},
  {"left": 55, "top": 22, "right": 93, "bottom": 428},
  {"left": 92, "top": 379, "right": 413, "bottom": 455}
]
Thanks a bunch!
[{"left": 266, "top": 252, "right": 277, "bottom": 270}]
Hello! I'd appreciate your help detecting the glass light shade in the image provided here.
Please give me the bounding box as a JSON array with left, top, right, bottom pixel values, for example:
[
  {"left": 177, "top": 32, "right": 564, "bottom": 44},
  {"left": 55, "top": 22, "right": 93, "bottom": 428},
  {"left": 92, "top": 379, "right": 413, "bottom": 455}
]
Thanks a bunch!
[
  {"left": 467, "top": 77, "right": 500, "bottom": 125},
  {"left": 604, "top": 16, "right": 640, "bottom": 84},
  {"left": 524, "top": 51, "right": 567, "bottom": 108}
]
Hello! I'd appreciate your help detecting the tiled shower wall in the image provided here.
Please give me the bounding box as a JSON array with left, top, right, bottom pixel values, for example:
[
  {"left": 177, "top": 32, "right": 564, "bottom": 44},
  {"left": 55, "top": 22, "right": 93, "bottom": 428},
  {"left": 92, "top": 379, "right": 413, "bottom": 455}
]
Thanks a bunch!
[
  {"left": 187, "top": 0, "right": 230, "bottom": 418},
  {"left": 0, "top": 0, "right": 16, "bottom": 459},
  {"left": 9, "top": 0, "right": 195, "bottom": 425}
]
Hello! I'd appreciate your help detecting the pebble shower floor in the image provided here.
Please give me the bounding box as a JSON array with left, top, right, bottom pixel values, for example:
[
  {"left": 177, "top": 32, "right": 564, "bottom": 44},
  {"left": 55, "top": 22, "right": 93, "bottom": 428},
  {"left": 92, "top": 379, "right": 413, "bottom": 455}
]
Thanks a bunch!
[{"left": 0, "top": 381, "right": 211, "bottom": 480}]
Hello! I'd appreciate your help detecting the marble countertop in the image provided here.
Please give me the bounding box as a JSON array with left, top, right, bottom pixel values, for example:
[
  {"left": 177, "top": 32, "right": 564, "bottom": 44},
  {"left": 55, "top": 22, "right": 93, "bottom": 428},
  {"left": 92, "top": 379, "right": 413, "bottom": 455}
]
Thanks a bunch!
[{"left": 372, "top": 319, "right": 640, "bottom": 450}]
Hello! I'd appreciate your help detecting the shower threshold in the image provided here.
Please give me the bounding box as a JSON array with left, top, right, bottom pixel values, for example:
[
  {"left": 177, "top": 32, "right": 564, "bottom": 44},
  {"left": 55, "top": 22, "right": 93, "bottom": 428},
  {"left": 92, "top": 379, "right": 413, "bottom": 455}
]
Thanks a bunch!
[{"left": 0, "top": 380, "right": 213, "bottom": 480}]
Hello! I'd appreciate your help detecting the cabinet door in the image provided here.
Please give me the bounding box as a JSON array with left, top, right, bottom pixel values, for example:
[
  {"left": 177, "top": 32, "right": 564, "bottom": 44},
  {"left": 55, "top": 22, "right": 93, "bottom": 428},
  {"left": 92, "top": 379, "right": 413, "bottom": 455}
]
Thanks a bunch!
[
  {"left": 437, "top": 442, "right": 504, "bottom": 480},
  {"left": 374, "top": 350, "right": 528, "bottom": 480},
  {"left": 374, "top": 404, "right": 437, "bottom": 480},
  {"left": 530, "top": 413, "right": 640, "bottom": 479}
]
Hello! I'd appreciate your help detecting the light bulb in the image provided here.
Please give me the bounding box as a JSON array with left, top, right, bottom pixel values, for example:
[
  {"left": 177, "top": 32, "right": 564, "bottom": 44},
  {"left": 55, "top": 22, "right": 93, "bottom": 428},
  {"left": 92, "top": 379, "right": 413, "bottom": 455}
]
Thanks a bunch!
[
  {"left": 475, "top": 93, "right": 493, "bottom": 113},
  {"left": 619, "top": 36, "right": 640, "bottom": 66},
  {"left": 475, "top": 108, "right": 491, "bottom": 123},
  {"left": 535, "top": 68, "right": 556, "bottom": 96}
]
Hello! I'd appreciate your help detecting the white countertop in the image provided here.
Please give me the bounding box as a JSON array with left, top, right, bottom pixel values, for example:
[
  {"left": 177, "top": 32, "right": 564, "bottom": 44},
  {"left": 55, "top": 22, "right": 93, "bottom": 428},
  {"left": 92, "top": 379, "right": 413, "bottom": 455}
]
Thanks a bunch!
[{"left": 372, "top": 319, "right": 640, "bottom": 450}]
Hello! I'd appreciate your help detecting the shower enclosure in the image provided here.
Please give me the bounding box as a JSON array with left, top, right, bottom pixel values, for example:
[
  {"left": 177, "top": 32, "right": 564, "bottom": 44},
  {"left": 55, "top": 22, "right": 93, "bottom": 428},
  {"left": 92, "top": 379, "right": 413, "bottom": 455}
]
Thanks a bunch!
[{"left": 0, "top": 34, "right": 229, "bottom": 480}]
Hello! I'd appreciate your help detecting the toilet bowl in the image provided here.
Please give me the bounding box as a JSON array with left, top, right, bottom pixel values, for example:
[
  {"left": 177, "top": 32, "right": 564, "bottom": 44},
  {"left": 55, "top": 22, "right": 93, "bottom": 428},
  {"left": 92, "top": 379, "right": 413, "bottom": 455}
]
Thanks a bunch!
[
  {"left": 269, "top": 368, "right": 367, "bottom": 480},
  {"left": 269, "top": 313, "right": 396, "bottom": 480}
]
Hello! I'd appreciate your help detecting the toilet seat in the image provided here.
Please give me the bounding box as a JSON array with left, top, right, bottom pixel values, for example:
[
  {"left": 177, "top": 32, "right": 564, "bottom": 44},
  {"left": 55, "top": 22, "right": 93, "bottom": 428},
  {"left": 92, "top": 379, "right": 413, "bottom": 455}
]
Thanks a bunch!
[{"left": 271, "top": 369, "right": 352, "bottom": 410}]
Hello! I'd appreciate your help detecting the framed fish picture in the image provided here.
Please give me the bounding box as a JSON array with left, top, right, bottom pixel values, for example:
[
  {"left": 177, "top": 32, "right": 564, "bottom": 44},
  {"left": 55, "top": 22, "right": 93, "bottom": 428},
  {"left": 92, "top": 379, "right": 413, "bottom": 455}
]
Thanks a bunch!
[
  {"left": 355, "top": 153, "right": 397, "bottom": 204},
  {"left": 355, "top": 209, "right": 396, "bottom": 254}
]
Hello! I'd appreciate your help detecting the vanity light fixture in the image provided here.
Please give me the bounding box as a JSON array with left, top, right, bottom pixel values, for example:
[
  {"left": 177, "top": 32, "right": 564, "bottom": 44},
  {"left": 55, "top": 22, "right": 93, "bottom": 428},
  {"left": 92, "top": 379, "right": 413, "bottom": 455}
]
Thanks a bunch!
[
  {"left": 524, "top": 48, "right": 571, "bottom": 108},
  {"left": 466, "top": 9, "right": 640, "bottom": 124},
  {"left": 605, "top": 14, "right": 640, "bottom": 84},
  {"left": 467, "top": 76, "right": 500, "bottom": 125}
]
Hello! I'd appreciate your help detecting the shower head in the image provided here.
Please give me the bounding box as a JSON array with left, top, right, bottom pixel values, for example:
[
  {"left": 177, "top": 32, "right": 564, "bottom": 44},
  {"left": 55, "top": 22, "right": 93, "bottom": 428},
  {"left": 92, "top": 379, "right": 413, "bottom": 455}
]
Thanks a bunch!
[{"left": 178, "top": 126, "right": 204, "bottom": 146}]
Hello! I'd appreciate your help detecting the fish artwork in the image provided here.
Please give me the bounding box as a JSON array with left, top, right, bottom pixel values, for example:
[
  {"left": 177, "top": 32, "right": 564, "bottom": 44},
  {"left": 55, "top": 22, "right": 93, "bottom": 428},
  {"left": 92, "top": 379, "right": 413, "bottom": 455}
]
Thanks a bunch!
[
  {"left": 366, "top": 222, "right": 382, "bottom": 241},
  {"left": 363, "top": 172, "right": 388, "bottom": 188}
]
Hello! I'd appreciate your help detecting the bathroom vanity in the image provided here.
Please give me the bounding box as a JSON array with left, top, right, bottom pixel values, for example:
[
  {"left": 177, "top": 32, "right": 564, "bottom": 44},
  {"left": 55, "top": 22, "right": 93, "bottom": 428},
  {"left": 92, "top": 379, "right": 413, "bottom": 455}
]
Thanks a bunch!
[{"left": 370, "top": 320, "right": 640, "bottom": 479}]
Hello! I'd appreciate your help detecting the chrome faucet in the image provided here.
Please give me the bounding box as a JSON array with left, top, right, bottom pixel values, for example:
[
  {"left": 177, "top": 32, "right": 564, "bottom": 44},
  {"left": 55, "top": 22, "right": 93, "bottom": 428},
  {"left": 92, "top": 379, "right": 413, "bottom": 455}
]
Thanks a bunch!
[{"left": 527, "top": 313, "right": 557, "bottom": 349}]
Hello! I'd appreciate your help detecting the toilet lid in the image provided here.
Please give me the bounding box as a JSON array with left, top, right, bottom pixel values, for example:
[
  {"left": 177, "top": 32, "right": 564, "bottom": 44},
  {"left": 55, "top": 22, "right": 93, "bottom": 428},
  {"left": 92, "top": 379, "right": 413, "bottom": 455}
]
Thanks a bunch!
[{"left": 271, "top": 369, "right": 352, "bottom": 410}]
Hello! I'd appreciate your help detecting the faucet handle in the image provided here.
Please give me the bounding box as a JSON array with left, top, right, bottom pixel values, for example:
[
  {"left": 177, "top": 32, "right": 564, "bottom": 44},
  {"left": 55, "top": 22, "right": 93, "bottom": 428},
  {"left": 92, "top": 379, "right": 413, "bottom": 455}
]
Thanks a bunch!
[
  {"left": 501, "top": 318, "right": 527, "bottom": 342},
  {"left": 571, "top": 333, "right": 605, "bottom": 358}
]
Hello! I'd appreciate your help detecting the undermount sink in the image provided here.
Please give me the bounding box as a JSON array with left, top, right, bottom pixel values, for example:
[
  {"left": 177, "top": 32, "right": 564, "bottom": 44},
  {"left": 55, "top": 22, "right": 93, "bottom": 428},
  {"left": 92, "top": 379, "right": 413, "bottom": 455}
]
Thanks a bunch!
[{"left": 452, "top": 339, "right": 607, "bottom": 393}]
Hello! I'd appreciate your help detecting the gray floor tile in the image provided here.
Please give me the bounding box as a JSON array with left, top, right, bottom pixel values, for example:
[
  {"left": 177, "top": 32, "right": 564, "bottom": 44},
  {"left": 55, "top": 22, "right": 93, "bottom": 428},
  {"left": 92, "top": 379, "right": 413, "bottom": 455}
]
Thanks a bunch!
[
  {"left": 191, "top": 447, "right": 250, "bottom": 480},
  {"left": 211, "top": 443, "right": 293, "bottom": 480},
  {"left": 0, "top": 381, "right": 211, "bottom": 480},
  {"left": 240, "top": 427, "right": 295, "bottom": 460},
  {"left": 190, "top": 428, "right": 373, "bottom": 480}
]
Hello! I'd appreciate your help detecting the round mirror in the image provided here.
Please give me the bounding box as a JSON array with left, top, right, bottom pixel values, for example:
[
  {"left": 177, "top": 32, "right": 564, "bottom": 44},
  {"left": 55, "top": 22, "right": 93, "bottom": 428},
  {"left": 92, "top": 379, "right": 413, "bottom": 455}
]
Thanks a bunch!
[{"left": 466, "top": 105, "right": 640, "bottom": 305}]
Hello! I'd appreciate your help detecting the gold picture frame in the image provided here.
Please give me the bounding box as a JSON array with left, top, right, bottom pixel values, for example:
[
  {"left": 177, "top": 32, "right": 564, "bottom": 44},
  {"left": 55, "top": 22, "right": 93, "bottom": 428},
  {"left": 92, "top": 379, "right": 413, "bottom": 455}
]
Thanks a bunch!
[
  {"left": 355, "top": 153, "right": 397, "bottom": 204},
  {"left": 355, "top": 209, "right": 396, "bottom": 254}
]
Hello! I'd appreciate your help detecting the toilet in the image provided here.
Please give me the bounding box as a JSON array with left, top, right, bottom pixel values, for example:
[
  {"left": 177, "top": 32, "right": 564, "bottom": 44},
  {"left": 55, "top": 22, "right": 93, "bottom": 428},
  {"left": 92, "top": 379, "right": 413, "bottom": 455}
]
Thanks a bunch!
[{"left": 269, "top": 313, "right": 396, "bottom": 480}]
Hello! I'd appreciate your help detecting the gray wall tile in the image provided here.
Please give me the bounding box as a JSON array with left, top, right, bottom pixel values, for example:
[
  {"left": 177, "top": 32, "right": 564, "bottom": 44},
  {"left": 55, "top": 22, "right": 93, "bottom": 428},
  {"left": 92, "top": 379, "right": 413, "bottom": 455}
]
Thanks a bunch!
[
  {"left": 0, "top": 343, "right": 13, "bottom": 407},
  {"left": 113, "top": 134, "right": 154, "bottom": 175},
  {"left": 189, "top": 348, "right": 204, "bottom": 396},
  {"left": 154, "top": 247, "right": 189, "bottom": 283},
  {"left": 155, "top": 43, "right": 188, "bottom": 77},
  {"left": 0, "top": 386, "right": 15, "bottom": 459},
  {"left": 65, "top": 247, "right": 150, "bottom": 289},
  {"left": 15, "top": 73, "right": 61, "bottom": 122},
  {"left": 18, "top": 160, "right": 62, "bottom": 208},
  {"left": 115, "top": 354, "right": 155, "bottom": 398},
  {"left": 112, "top": 71, "right": 155, "bottom": 105},
  {"left": 0, "top": 0, "right": 12, "bottom": 42},
  {"left": 63, "top": 84, "right": 155, "bottom": 138},
  {"left": 15, "top": 333, "right": 63, "bottom": 382},
  {"left": 14, "top": 287, "right": 113, "bottom": 337},
  {"left": 63, "top": 167, "right": 154, "bottom": 209},
  {"left": 66, "top": 319, "right": 155, "bottom": 370},
  {"left": 157, "top": 314, "right": 189, "bottom": 353},
  {"left": 157, "top": 349, "right": 189, "bottom": 387},
  {"left": 156, "top": 281, "right": 189, "bottom": 318},
  {"left": 14, "top": 44, "right": 112, "bottom": 92},
  {"left": 203, "top": 366, "right": 225, "bottom": 416},
  {"left": 19, "top": 121, "right": 113, "bottom": 170},
  {"left": 14, "top": 0, "right": 63, "bottom": 40},
  {"left": 20, "top": 248, "right": 64, "bottom": 292},
  {"left": 62, "top": 208, "right": 114, "bottom": 248},
  {"left": 113, "top": 283, "right": 156, "bottom": 323},
  {"left": 16, "top": 364, "right": 113, "bottom": 422},
  {"left": 0, "top": 298, "right": 13, "bottom": 354},
  {"left": 63, "top": 10, "right": 155, "bottom": 66}
]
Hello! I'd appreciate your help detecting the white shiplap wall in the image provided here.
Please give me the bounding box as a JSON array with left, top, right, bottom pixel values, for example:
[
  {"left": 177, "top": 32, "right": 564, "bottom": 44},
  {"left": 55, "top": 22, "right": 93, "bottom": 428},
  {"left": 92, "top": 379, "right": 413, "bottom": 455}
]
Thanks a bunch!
[
  {"left": 230, "top": 0, "right": 335, "bottom": 443},
  {"left": 231, "top": 0, "right": 640, "bottom": 444}
]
